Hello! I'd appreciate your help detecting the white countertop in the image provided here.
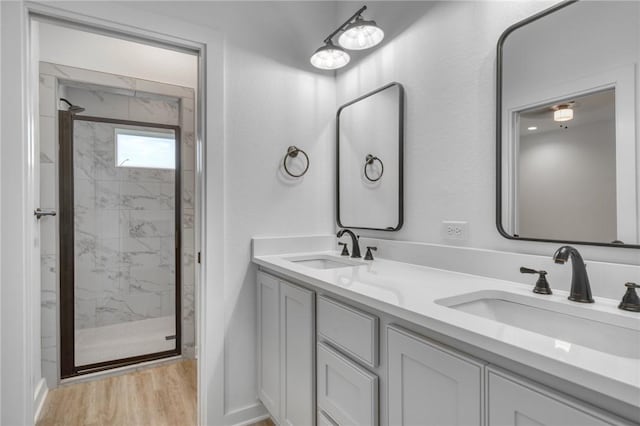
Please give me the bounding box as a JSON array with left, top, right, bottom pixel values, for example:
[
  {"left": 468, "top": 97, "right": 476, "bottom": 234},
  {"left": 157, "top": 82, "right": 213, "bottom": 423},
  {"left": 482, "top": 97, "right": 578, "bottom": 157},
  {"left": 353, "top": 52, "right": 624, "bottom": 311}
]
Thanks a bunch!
[{"left": 253, "top": 250, "right": 640, "bottom": 410}]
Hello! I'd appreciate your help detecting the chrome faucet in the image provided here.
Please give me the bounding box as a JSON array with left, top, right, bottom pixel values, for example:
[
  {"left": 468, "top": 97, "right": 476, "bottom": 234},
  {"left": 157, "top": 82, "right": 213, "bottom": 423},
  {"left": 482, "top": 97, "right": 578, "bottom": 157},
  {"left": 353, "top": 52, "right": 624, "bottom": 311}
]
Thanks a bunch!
[
  {"left": 552, "top": 245, "right": 594, "bottom": 303},
  {"left": 337, "top": 229, "right": 361, "bottom": 258}
]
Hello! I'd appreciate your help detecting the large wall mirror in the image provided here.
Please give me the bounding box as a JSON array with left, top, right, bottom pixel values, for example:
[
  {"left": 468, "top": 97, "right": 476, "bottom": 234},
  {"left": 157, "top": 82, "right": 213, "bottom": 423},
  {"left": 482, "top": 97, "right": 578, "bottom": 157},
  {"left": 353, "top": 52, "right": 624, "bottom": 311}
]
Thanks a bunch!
[
  {"left": 497, "top": 1, "right": 639, "bottom": 248},
  {"left": 337, "top": 82, "right": 404, "bottom": 231}
]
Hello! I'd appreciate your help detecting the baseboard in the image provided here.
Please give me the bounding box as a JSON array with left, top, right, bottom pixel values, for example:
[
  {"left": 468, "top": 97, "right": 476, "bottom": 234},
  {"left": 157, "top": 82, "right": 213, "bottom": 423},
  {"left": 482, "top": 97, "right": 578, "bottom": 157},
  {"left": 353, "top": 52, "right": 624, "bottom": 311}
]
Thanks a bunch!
[
  {"left": 33, "top": 377, "right": 49, "bottom": 423},
  {"left": 226, "top": 402, "right": 269, "bottom": 426}
]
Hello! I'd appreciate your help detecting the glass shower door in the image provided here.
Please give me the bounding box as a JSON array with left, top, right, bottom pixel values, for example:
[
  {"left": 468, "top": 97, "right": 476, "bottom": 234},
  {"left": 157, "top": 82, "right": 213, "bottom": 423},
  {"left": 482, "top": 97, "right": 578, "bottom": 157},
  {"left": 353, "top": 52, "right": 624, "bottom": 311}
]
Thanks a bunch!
[{"left": 60, "top": 111, "right": 181, "bottom": 376}]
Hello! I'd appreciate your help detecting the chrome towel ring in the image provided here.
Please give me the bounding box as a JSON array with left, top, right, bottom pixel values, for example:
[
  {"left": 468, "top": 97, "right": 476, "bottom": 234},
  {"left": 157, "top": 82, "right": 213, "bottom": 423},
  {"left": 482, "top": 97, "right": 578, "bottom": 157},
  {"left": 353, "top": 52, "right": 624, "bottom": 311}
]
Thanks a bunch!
[
  {"left": 283, "top": 146, "right": 309, "bottom": 178},
  {"left": 364, "top": 154, "right": 384, "bottom": 182}
]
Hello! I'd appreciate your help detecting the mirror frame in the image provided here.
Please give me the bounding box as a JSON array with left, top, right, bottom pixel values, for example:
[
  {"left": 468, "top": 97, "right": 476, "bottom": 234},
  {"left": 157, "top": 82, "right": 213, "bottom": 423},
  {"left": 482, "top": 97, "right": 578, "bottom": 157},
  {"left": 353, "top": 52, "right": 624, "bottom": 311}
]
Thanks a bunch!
[
  {"left": 495, "top": 0, "right": 639, "bottom": 249},
  {"left": 336, "top": 82, "right": 405, "bottom": 231}
]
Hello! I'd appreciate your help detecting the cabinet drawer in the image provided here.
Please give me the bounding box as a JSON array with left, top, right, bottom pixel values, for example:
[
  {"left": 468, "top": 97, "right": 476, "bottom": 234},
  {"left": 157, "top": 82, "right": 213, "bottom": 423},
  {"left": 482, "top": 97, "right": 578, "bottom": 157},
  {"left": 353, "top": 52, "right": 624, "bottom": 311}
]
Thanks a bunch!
[
  {"left": 317, "top": 296, "right": 379, "bottom": 368},
  {"left": 317, "top": 343, "right": 379, "bottom": 426},
  {"left": 488, "top": 368, "right": 628, "bottom": 426}
]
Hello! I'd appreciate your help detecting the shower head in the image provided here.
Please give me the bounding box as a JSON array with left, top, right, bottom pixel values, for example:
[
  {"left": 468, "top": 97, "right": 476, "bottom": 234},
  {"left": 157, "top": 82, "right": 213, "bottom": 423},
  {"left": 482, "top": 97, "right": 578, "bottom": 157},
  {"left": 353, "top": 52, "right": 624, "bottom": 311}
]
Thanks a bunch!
[
  {"left": 68, "top": 105, "right": 86, "bottom": 114},
  {"left": 60, "top": 98, "right": 85, "bottom": 114}
]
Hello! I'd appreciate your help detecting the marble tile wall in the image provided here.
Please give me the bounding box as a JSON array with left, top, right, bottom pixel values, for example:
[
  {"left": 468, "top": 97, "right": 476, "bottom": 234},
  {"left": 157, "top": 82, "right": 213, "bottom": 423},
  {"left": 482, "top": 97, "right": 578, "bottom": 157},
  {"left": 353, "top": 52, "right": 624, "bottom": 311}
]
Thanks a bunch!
[
  {"left": 73, "top": 119, "right": 177, "bottom": 330},
  {"left": 39, "top": 63, "right": 196, "bottom": 388}
]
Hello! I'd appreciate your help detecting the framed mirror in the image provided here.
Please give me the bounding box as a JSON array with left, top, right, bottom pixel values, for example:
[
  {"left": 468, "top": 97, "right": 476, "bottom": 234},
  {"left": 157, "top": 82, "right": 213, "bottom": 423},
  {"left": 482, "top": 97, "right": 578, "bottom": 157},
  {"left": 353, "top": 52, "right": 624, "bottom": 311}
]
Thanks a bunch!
[
  {"left": 497, "top": 1, "right": 639, "bottom": 248},
  {"left": 337, "top": 82, "right": 404, "bottom": 231}
]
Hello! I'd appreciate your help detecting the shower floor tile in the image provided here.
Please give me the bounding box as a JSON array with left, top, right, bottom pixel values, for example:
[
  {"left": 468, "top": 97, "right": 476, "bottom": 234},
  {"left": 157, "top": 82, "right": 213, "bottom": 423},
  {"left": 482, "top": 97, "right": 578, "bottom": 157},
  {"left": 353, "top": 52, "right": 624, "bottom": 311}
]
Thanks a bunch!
[{"left": 75, "top": 315, "right": 176, "bottom": 366}]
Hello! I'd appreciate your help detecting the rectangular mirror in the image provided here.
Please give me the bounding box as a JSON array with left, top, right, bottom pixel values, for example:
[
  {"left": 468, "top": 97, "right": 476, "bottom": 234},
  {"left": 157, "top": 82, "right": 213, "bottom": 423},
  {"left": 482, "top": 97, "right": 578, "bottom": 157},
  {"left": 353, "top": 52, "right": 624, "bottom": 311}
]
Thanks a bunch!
[
  {"left": 497, "top": 1, "right": 639, "bottom": 247},
  {"left": 337, "top": 82, "right": 404, "bottom": 231}
]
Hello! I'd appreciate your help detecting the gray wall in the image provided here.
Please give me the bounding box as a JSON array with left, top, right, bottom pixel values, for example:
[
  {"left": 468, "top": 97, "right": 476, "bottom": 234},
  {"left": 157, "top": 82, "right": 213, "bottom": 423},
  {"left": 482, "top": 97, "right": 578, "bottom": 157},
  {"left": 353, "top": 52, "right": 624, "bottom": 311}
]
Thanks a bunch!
[{"left": 518, "top": 119, "right": 617, "bottom": 242}]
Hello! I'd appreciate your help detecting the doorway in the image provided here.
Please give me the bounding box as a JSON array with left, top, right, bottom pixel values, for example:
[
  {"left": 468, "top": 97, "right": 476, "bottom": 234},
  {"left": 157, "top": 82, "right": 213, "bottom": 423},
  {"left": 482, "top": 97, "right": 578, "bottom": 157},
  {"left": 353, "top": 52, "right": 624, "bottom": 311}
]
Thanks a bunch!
[{"left": 31, "top": 15, "right": 201, "bottom": 424}]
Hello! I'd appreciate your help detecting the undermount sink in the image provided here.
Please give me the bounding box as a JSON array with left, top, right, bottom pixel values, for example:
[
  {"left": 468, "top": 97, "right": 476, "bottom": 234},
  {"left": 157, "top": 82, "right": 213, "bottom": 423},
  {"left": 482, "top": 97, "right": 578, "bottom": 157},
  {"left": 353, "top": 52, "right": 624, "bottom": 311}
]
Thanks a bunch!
[
  {"left": 286, "top": 254, "right": 365, "bottom": 270},
  {"left": 437, "top": 291, "right": 640, "bottom": 359}
]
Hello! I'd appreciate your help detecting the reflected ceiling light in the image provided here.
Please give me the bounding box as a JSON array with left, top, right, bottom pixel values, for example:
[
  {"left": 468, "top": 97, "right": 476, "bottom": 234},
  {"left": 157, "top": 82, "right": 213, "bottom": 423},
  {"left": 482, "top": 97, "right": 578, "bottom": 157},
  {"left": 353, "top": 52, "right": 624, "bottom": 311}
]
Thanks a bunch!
[
  {"left": 310, "top": 41, "right": 350, "bottom": 70},
  {"left": 527, "top": 126, "right": 537, "bottom": 131},
  {"left": 338, "top": 16, "right": 384, "bottom": 50},
  {"left": 310, "top": 5, "right": 384, "bottom": 70},
  {"left": 553, "top": 104, "right": 574, "bottom": 122}
]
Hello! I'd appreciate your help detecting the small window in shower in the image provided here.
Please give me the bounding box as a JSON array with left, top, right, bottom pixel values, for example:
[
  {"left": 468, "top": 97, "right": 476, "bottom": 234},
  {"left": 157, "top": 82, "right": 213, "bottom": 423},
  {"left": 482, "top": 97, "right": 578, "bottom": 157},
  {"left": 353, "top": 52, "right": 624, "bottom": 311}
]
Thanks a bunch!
[{"left": 115, "top": 127, "right": 176, "bottom": 169}]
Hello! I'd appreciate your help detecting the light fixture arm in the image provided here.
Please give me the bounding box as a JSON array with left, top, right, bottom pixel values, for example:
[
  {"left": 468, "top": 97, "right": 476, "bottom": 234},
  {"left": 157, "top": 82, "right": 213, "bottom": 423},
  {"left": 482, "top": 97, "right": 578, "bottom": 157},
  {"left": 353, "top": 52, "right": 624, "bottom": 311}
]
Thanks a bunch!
[{"left": 323, "top": 5, "right": 367, "bottom": 44}]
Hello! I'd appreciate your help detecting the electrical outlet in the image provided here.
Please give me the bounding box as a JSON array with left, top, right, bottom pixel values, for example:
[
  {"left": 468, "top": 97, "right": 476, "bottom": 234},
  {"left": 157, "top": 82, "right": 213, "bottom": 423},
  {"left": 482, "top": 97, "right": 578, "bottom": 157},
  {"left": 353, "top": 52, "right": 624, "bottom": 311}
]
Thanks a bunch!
[{"left": 442, "top": 221, "right": 468, "bottom": 241}]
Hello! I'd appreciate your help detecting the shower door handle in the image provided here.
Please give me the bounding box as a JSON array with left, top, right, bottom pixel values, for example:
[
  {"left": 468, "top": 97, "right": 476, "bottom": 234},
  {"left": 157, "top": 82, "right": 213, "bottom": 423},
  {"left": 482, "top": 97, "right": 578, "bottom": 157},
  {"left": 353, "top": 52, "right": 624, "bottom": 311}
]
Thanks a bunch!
[{"left": 34, "top": 208, "right": 56, "bottom": 219}]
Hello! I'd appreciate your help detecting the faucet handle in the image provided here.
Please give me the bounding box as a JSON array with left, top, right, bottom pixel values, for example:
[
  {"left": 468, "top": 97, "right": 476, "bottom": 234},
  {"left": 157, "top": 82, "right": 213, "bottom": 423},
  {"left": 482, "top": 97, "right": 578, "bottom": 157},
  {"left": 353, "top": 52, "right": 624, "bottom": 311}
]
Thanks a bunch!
[
  {"left": 364, "top": 246, "right": 377, "bottom": 261},
  {"left": 338, "top": 242, "right": 350, "bottom": 257},
  {"left": 619, "top": 283, "right": 640, "bottom": 312},
  {"left": 520, "top": 267, "right": 552, "bottom": 295}
]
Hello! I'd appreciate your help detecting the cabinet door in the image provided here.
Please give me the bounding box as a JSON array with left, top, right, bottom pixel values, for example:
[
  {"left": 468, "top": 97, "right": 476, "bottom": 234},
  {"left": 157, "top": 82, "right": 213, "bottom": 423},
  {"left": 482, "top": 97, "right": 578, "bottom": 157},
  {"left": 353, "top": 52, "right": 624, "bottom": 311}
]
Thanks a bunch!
[
  {"left": 488, "top": 369, "right": 624, "bottom": 426},
  {"left": 280, "top": 281, "right": 315, "bottom": 426},
  {"left": 318, "top": 411, "right": 339, "bottom": 426},
  {"left": 388, "top": 326, "right": 484, "bottom": 426},
  {"left": 257, "top": 272, "right": 280, "bottom": 421},
  {"left": 317, "top": 343, "right": 379, "bottom": 426}
]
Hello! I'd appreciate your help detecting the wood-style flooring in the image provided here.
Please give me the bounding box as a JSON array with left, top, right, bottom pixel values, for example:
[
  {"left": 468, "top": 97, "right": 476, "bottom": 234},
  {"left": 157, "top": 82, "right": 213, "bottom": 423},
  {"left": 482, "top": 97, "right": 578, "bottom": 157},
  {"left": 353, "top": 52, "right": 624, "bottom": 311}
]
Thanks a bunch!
[
  {"left": 37, "top": 360, "right": 197, "bottom": 426},
  {"left": 252, "top": 420, "right": 275, "bottom": 426}
]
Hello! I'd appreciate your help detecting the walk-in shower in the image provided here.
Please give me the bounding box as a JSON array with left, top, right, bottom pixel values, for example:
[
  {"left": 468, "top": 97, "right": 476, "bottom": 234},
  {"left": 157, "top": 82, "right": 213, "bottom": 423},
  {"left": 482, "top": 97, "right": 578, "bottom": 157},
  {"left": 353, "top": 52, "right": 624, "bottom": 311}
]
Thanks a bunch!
[{"left": 58, "top": 108, "right": 182, "bottom": 377}]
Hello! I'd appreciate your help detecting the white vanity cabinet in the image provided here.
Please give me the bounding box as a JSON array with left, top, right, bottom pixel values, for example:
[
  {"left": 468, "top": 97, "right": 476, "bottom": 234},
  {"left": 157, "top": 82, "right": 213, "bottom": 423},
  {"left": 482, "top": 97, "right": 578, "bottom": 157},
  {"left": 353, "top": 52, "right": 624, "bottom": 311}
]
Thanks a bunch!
[
  {"left": 487, "top": 368, "right": 629, "bottom": 426},
  {"left": 256, "top": 265, "right": 635, "bottom": 426},
  {"left": 257, "top": 272, "right": 281, "bottom": 421},
  {"left": 257, "top": 271, "right": 315, "bottom": 426},
  {"left": 387, "top": 326, "right": 485, "bottom": 426}
]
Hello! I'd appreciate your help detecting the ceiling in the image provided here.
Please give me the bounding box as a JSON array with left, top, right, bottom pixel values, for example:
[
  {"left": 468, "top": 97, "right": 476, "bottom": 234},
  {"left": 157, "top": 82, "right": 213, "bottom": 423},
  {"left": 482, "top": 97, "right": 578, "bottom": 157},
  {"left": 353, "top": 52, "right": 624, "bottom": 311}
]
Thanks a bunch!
[{"left": 519, "top": 89, "right": 615, "bottom": 136}]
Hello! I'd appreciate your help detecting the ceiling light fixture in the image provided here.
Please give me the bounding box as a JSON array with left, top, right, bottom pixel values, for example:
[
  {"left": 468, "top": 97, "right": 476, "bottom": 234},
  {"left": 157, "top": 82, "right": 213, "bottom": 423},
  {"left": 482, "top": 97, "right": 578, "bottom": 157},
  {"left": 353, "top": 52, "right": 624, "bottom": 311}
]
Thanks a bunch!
[
  {"left": 527, "top": 126, "right": 537, "bottom": 131},
  {"left": 553, "top": 104, "right": 574, "bottom": 122},
  {"left": 310, "top": 5, "right": 384, "bottom": 70},
  {"left": 310, "top": 41, "right": 350, "bottom": 70},
  {"left": 338, "top": 15, "right": 384, "bottom": 51}
]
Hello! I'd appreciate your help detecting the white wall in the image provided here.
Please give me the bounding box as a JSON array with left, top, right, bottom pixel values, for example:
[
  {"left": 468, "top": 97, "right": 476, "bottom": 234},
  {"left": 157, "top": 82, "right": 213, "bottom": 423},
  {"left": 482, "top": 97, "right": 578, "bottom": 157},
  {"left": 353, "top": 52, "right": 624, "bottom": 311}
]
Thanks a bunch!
[
  {"left": 38, "top": 22, "right": 198, "bottom": 89},
  {"left": 105, "top": 1, "right": 338, "bottom": 421},
  {"left": 335, "top": 1, "right": 640, "bottom": 268}
]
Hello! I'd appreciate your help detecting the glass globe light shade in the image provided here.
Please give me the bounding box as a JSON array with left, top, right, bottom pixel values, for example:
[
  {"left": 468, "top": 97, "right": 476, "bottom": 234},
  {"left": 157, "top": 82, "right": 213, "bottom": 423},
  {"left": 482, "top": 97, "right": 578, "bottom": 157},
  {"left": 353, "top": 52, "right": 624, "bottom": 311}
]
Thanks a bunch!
[
  {"left": 554, "top": 108, "right": 574, "bottom": 122},
  {"left": 338, "top": 19, "right": 384, "bottom": 50},
  {"left": 310, "top": 42, "right": 350, "bottom": 70}
]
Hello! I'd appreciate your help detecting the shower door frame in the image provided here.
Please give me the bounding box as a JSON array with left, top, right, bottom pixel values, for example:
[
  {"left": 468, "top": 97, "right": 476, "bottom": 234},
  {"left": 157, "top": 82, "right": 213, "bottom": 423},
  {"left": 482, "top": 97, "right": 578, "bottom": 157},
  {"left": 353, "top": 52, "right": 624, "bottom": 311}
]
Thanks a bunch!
[{"left": 59, "top": 111, "right": 183, "bottom": 378}]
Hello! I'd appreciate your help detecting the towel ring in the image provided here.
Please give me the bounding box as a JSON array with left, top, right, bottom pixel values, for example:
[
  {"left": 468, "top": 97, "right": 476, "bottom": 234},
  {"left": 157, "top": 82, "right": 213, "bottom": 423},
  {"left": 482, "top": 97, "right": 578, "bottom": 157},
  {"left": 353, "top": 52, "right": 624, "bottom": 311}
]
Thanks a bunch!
[
  {"left": 283, "top": 146, "right": 309, "bottom": 178},
  {"left": 364, "top": 154, "right": 384, "bottom": 182}
]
